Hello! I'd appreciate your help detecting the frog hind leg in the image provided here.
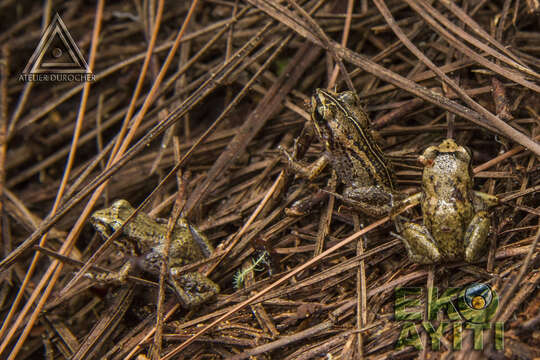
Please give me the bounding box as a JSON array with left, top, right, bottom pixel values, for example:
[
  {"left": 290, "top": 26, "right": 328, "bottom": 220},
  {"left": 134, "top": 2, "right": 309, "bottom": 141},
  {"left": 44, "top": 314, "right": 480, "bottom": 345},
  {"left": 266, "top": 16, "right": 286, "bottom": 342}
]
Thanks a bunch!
[
  {"left": 168, "top": 269, "right": 220, "bottom": 308},
  {"left": 342, "top": 186, "right": 393, "bottom": 218},
  {"left": 463, "top": 211, "right": 491, "bottom": 263},
  {"left": 400, "top": 223, "right": 441, "bottom": 264}
]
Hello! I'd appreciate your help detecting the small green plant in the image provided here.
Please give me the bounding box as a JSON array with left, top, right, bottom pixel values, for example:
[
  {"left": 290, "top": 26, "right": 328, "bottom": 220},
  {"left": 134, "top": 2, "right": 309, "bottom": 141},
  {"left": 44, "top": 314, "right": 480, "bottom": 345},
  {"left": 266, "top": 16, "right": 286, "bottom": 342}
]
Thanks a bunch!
[{"left": 233, "top": 251, "right": 269, "bottom": 290}]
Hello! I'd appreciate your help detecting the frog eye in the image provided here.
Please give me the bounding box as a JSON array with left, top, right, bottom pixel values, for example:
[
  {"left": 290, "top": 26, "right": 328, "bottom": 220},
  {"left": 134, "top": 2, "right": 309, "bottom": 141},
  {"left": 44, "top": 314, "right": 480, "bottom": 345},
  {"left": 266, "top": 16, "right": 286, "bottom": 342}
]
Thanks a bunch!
[
  {"left": 462, "top": 145, "right": 472, "bottom": 159},
  {"left": 338, "top": 91, "right": 359, "bottom": 106},
  {"left": 421, "top": 146, "right": 438, "bottom": 162},
  {"left": 317, "top": 105, "right": 326, "bottom": 117},
  {"left": 112, "top": 199, "right": 131, "bottom": 210},
  {"left": 455, "top": 146, "right": 471, "bottom": 163},
  {"left": 312, "top": 103, "right": 326, "bottom": 124}
]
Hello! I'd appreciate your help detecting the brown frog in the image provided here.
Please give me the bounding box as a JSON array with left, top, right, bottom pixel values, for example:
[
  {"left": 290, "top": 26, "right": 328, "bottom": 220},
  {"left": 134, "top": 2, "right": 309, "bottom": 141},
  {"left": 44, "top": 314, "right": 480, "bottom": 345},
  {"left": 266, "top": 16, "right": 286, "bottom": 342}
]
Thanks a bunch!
[
  {"left": 282, "top": 89, "right": 399, "bottom": 217},
  {"left": 400, "top": 139, "right": 499, "bottom": 264},
  {"left": 90, "top": 199, "right": 219, "bottom": 308}
]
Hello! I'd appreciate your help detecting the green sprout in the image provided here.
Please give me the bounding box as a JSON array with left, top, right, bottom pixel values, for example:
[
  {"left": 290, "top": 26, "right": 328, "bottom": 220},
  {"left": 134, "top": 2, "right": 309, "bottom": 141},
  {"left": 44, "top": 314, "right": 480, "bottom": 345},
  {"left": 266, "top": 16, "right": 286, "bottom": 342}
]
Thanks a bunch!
[{"left": 233, "top": 251, "right": 269, "bottom": 290}]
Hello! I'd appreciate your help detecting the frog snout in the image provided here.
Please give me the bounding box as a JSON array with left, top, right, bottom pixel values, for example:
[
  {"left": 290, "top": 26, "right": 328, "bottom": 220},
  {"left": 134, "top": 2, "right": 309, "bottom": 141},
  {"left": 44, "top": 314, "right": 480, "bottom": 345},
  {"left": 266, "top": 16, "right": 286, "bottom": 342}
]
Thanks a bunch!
[{"left": 89, "top": 214, "right": 99, "bottom": 226}]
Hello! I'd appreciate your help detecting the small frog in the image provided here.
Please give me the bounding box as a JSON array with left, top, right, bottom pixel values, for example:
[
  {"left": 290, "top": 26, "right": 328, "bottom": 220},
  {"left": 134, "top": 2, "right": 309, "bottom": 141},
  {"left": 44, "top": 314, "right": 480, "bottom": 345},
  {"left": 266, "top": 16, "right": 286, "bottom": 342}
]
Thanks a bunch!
[
  {"left": 282, "top": 89, "right": 399, "bottom": 217},
  {"left": 90, "top": 199, "right": 219, "bottom": 308},
  {"left": 400, "top": 139, "right": 498, "bottom": 264}
]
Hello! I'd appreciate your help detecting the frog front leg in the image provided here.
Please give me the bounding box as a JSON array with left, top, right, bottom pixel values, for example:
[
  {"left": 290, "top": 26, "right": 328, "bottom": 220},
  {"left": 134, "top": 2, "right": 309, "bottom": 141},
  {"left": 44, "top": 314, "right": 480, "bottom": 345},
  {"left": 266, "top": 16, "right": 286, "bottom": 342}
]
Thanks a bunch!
[
  {"left": 473, "top": 191, "right": 499, "bottom": 211},
  {"left": 90, "top": 222, "right": 135, "bottom": 283},
  {"left": 95, "top": 261, "right": 133, "bottom": 283},
  {"left": 280, "top": 147, "right": 329, "bottom": 181},
  {"left": 168, "top": 268, "right": 220, "bottom": 308},
  {"left": 177, "top": 218, "right": 214, "bottom": 258},
  {"left": 463, "top": 211, "right": 491, "bottom": 262},
  {"left": 400, "top": 222, "right": 441, "bottom": 264}
]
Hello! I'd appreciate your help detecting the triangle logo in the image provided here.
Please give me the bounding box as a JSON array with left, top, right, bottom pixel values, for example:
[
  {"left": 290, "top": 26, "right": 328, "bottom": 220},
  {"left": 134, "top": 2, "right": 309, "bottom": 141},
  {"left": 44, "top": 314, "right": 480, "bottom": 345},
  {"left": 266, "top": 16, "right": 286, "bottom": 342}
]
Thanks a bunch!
[{"left": 23, "top": 13, "right": 91, "bottom": 74}]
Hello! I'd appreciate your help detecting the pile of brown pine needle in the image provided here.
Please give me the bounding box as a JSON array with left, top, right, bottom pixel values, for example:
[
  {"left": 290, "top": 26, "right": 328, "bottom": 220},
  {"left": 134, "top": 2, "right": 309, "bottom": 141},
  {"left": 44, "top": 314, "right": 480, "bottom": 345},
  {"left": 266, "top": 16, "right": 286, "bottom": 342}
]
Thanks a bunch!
[{"left": 0, "top": 0, "right": 538, "bottom": 359}]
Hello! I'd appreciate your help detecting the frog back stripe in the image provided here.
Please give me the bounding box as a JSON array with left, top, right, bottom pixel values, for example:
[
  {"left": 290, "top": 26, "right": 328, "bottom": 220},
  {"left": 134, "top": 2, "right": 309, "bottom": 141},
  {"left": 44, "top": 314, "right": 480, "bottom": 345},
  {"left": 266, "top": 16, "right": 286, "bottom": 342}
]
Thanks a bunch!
[{"left": 318, "top": 89, "right": 395, "bottom": 190}]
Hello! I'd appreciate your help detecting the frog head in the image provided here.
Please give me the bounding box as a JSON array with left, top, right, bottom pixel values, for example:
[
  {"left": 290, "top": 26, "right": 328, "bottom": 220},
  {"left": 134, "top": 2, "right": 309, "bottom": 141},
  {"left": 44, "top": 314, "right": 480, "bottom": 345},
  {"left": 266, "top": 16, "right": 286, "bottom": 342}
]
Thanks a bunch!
[
  {"left": 420, "top": 139, "right": 474, "bottom": 196},
  {"left": 310, "top": 88, "right": 335, "bottom": 145},
  {"left": 311, "top": 88, "right": 368, "bottom": 150},
  {"left": 90, "top": 199, "right": 135, "bottom": 238},
  {"left": 419, "top": 138, "right": 471, "bottom": 168}
]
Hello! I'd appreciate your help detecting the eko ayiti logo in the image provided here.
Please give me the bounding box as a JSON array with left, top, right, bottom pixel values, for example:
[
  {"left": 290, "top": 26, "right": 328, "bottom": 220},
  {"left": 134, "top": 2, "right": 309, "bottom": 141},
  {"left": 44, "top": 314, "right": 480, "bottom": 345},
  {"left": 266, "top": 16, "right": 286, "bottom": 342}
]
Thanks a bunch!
[
  {"left": 394, "top": 284, "right": 503, "bottom": 351},
  {"left": 19, "top": 13, "right": 94, "bottom": 82}
]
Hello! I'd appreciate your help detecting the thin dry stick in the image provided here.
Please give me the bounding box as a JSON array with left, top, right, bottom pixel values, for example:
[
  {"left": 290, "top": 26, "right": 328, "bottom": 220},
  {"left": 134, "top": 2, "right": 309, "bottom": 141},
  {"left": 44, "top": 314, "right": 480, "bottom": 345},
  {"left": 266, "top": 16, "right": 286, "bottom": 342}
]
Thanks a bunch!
[
  {"left": 495, "top": 227, "right": 540, "bottom": 321},
  {"left": 6, "top": 74, "right": 34, "bottom": 137},
  {"left": 145, "top": 3, "right": 168, "bottom": 357},
  {"left": 151, "top": 139, "right": 187, "bottom": 359},
  {"left": 222, "top": 0, "right": 239, "bottom": 108},
  {"left": 420, "top": 266, "right": 435, "bottom": 359},
  {"left": 149, "top": 32, "right": 191, "bottom": 175},
  {"left": 328, "top": 0, "right": 354, "bottom": 88},
  {"left": 314, "top": 173, "right": 336, "bottom": 256},
  {"left": 0, "top": 46, "right": 8, "bottom": 219},
  {"left": 353, "top": 214, "right": 367, "bottom": 359},
  {"left": 151, "top": 172, "right": 183, "bottom": 359},
  {"left": 495, "top": 0, "right": 512, "bottom": 42},
  {"left": 0, "top": 2, "right": 105, "bottom": 358},
  {"left": 95, "top": 94, "right": 106, "bottom": 171},
  {"left": 0, "top": 47, "right": 8, "bottom": 302},
  {"left": 3, "top": 0, "right": 51, "bottom": 137}
]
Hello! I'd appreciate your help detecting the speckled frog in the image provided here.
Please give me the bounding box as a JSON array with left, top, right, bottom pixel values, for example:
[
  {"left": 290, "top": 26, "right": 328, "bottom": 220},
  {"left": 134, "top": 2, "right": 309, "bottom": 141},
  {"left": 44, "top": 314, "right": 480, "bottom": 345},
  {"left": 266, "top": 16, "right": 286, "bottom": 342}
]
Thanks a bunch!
[
  {"left": 400, "top": 139, "right": 498, "bottom": 264},
  {"left": 90, "top": 199, "right": 219, "bottom": 307}
]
